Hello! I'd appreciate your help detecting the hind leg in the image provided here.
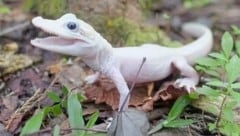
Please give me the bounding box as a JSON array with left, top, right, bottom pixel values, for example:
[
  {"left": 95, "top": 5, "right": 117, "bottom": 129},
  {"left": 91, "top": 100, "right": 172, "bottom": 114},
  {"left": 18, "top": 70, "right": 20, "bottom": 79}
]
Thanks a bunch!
[{"left": 172, "top": 57, "right": 199, "bottom": 93}]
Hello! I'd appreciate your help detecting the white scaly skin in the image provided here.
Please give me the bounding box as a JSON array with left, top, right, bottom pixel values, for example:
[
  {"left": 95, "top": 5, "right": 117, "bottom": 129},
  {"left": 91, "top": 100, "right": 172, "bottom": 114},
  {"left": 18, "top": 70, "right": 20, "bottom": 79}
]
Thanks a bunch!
[{"left": 31, "top": 13, "right": 213, "bottom": 111}]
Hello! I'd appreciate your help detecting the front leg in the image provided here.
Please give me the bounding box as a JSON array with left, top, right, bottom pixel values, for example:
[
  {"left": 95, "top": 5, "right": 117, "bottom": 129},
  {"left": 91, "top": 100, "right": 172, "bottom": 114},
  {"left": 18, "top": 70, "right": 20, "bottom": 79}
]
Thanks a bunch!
[
  {"left": 106, "top": 68, "right": 130, "bottom": 111},
  {"left": 172, "top": 57, "right": 199, "bottom": 93},
  {"left": 84, "top": 72, "right": 100, "bottom": 84}
]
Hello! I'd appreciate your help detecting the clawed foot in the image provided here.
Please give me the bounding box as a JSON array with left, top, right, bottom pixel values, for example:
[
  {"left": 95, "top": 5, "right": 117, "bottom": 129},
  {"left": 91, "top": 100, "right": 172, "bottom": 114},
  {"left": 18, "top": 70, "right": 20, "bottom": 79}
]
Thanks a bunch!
[
  {"left": 174, "top": 78, "right": 196, "bottom": 93},
  {"left": 84, "top": 74, "right": 99, "bottom": 84}
]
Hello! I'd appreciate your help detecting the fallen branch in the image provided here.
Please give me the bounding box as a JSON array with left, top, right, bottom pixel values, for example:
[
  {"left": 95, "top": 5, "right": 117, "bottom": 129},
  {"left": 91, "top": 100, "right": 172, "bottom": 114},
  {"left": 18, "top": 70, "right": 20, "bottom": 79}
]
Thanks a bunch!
[
  {"left": 0, "top": 21, "right": 30, "bottom": 36},
  {"left": 5, "top": 74, "right": 60, "bottom": 132},
  {"left": 27, "top": 127, "right": 107, "bottom": 136}
]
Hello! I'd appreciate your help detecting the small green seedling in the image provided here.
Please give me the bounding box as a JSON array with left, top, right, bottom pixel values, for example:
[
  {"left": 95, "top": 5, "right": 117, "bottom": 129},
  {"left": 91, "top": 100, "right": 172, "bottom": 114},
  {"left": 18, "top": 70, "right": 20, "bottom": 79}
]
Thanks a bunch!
[
  {"left": 196, "top": 31, "right": 240, "bottom": 135},
  {"left": 21, "top": 86, "right": 99, "bottom": 136},
  {"left": 148, "top": 95, "right": 195, "bottom": 135}
]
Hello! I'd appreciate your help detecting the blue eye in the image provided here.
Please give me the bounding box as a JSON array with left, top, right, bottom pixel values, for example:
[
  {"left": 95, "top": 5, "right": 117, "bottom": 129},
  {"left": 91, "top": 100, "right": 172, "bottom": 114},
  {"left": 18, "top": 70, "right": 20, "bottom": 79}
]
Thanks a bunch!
[{"left": 67, "top": 22, "right": 77, "bottom": 30}]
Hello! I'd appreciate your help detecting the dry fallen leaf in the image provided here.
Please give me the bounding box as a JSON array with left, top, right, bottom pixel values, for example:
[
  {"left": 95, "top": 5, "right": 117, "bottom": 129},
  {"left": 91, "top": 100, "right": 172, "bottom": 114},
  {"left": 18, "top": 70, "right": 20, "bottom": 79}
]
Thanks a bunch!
[
  {"left": 155, "top": 84, "right": 187, "bottom": 101},
  {"left": 85, "top": 78, "right": 149, "bottom": 110},
  {"left": 7, "top": 68, "right": 47, "bottom": 94},
  {"left": 85, "top": 76, "right": 188, "bottom": 111},
  {"left": 60, "top": 119, "right": 70, "bottom": 130},
  {"left": 2, "top": 96, "right": 18, "bottom": 111},
  {"left": 141, "top": 82, "right": 187, "bottom": 111},
  {"left": 47, "top": 63, "right": 63, "bottom": 74},
  {"left": 0, "top": 108, "right": 13, "bottom": 124},
  {"left": 5, "top": 113, "right": 24, "bottom": 133},
  {"left": 58, "top": 63, "right": 86, "bottom": 90}
]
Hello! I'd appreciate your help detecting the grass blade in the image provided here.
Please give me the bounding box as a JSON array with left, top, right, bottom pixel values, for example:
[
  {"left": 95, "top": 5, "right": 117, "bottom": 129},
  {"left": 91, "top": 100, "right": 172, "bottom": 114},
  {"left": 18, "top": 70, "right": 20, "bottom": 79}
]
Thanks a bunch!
[
  {"left": 20, "top": 109, "right": 45, "bottom": 136},
  {"left": 167, "top": 95, "right": 191, "bottom": 121},
  {"left": 67, "top": 93, "right": 84, "bottom": 136}
]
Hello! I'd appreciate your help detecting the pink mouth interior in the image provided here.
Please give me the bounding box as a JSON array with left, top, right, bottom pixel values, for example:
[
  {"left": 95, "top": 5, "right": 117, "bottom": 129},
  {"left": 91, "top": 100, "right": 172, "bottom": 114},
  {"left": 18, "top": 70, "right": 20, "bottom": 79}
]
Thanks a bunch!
[{"left": 31, "top": 36, "right": 76, "bottom": 46}]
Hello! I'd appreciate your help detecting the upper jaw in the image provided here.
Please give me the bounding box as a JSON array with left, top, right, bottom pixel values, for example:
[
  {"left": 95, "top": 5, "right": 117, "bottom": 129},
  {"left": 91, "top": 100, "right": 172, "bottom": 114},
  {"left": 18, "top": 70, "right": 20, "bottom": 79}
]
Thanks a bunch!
[
  {"left": 32, "top": 16, "right": 75, "bottom": 40},
  {"left": 32, "top": 17, "right": 57, "bottom": 35},
  {"left": 32, "top": 16, "right": 43, "bottom": 28}
]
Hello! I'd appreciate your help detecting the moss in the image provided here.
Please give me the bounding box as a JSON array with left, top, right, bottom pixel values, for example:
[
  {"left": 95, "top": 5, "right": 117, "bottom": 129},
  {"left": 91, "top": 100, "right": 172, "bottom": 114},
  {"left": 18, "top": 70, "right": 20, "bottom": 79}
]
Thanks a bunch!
[
  {"left": 80, "top": 14, "right": 181, "bottom": 47},
  {"left": 23, "top": 0, "right": 181, "bottom": 47},
  {"left": 23, "top": 0, "right": 67, "bottom": 18},
  {"left": 125, "top": 25, "right": 181, "bottom": 47},
  {"left": 183, "top": 0, "right": 212, "bottom": 9}
]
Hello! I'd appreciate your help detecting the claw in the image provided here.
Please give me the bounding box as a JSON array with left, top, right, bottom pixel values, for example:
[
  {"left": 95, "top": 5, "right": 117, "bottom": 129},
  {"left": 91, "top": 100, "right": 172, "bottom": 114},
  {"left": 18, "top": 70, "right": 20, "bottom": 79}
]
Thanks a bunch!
[
  {"left": 174, "top": 78, "right": 197, "bottom": 93},
  {"left": 185, "top": 86, "right": 191, "bottom": 93},
  {"left": 84, "top": 74, "right": 99, "bottom": 84}
]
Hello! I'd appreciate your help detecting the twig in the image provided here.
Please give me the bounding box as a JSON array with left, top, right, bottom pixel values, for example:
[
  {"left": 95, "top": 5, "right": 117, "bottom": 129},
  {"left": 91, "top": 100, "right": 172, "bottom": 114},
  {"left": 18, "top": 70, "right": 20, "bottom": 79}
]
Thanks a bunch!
[
  {"left": 0, "top": 21, "right": 30, "bottom": 36},
  {"left": 62, "top": 127, "right": 107, "bottom": 133},
  {"left": 26, "top": 127, "right": 107, "bottom": 136},
  {"left": 6, "top": 74, "right": 60, "bottom": 131},
  {"left": 6, "top": 88, "right": 44, "bottom": 131},
  {"left": 216, "top": 95, "right": 227, "bottom": 136}
]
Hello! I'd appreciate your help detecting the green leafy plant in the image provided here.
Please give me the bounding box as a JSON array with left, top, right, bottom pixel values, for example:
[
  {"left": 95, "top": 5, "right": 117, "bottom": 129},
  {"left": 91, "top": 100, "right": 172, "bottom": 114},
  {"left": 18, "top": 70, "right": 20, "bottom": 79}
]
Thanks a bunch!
[
  {"left": 20, "top": 109, "right": 45, "bottom": 135},
  {"left": 149, "top": 30, "right": 240, "bottom": 135},
  {"left": 183, "top": 0, "right": 212, "bottom": 9},
  {"left": 21, "top": 86, "right": 99, "bottom": 136},
  {"left": 0, "top": 0, "right": 10, "bottom": 14},
  {"left": 67, "top": 92, "right": 85, "bottom": 136},
  {"left": 196, "top": 31, "right": 240, "bottom": 135},
  {"left": 138, "top": 0, "right": 153, "bottom": 16},
  {"left": 148, "top": 95, "right": 195, "bottom": 134}
]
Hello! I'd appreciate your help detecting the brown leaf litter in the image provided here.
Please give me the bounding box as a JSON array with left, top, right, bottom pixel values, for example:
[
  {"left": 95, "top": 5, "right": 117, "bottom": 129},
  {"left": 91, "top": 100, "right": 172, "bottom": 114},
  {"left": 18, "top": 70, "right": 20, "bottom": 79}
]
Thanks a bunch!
[{"left": 85, "top": 76, "right": 187, "bottom": 111}]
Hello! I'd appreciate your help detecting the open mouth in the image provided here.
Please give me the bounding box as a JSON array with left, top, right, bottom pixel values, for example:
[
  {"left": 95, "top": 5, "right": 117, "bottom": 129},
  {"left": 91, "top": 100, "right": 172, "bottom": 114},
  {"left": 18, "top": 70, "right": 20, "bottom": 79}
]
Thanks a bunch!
[{"left": 31, "top": 36, "right": 77, "bottom": 47}]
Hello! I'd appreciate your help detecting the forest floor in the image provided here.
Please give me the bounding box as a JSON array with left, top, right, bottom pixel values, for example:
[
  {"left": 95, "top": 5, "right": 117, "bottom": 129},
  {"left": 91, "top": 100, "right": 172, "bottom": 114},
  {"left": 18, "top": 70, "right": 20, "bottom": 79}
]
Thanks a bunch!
[{"left": 1, "top": 0, "right": 240, "bottom": 135}]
